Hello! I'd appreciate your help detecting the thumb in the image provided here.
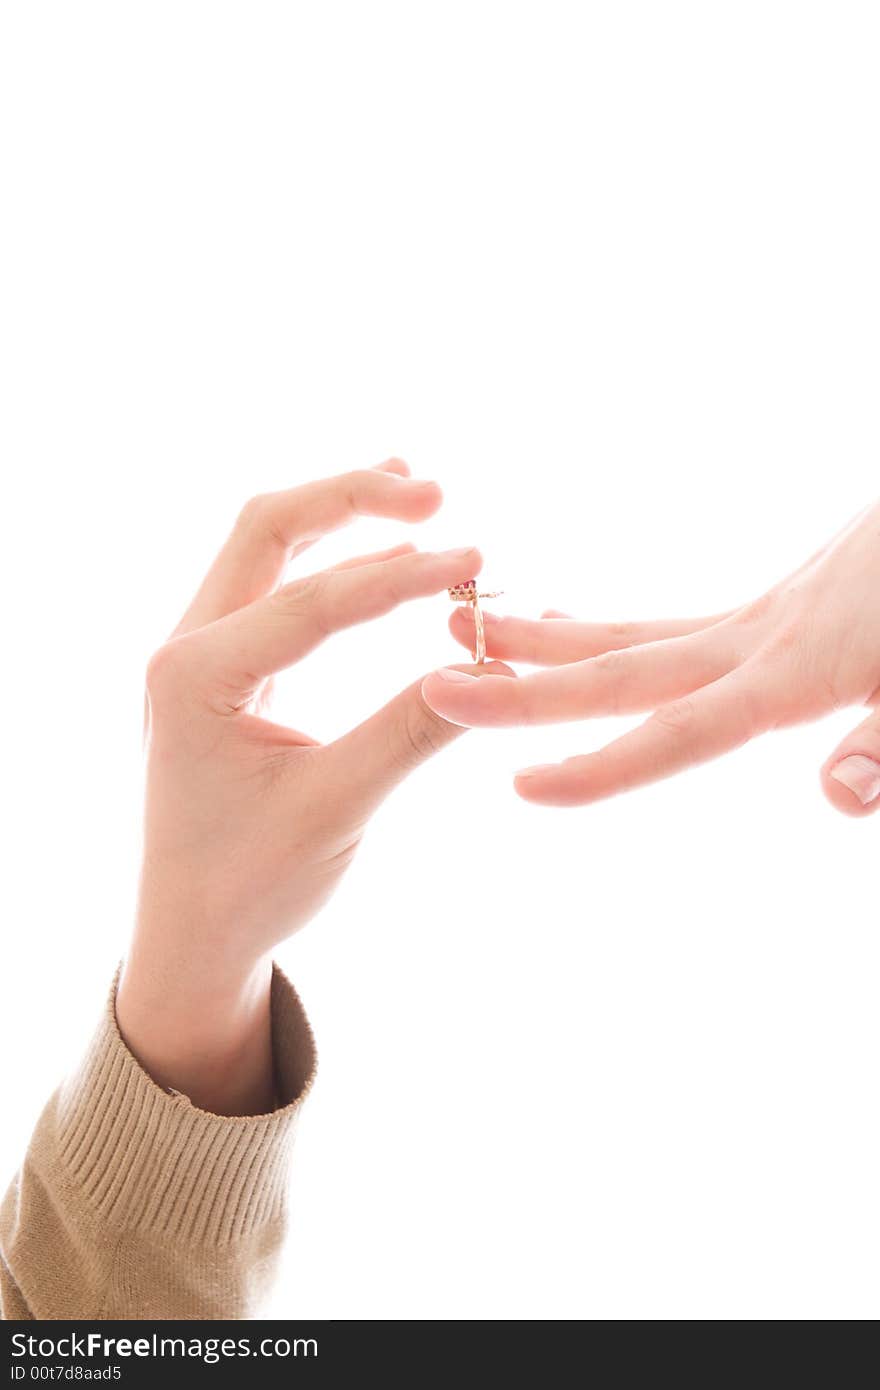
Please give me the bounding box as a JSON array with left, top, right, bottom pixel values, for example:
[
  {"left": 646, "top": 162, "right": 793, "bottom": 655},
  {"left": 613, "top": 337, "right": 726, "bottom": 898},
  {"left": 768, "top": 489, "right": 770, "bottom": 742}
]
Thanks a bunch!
[
  {"left": 822, "top": 709, "right": 880, "bottom": 816},
  {"left": 331, "top": 661, "right": 514, "bottom": 815}
]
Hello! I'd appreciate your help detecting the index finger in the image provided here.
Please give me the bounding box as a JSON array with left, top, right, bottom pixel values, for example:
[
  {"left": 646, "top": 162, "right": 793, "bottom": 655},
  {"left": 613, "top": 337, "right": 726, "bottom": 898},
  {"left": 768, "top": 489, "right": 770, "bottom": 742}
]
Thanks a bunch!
[{"left": 176, "top": 546, "right": 483, "bottom": 711}]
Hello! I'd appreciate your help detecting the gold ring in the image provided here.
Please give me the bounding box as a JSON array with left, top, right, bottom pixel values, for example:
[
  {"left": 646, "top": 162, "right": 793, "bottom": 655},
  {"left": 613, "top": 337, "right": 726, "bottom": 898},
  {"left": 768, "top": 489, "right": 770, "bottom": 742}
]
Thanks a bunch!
[{"left": 448, "top": 580, "right": 503, "bottom": 664}]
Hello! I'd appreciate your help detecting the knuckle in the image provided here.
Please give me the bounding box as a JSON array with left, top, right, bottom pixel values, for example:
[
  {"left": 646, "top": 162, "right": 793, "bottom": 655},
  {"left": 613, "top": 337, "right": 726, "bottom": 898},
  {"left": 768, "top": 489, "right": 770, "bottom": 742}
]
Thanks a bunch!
[
  {"left": 734, "top": 590, "right": 776, "bottom": 628},
  {"left": 274, "top": 573, "right": 329, "bottom": 629},
  {"left": 377, "top": 568, "right": 404, "bottom": 608},
  {"left": 277, "top": 572, "right": 325, "bottom": 609},
  {"left": 510, "top": 681, "right": 541, "bottom": 727},
  {"left": 342, "top": 470, "right": 373, "bottom": 510},
  {"left": 593, "top": 648, "right": 625, "bottom": 675},
  {"left": 359, "top": 562, "right": 403, "bottom": 616},
  {"left": 145, "top": 640, "right": 192, "bottom": 700},
  {"left": 236, "top": 493, "right": 270, "bottom": 531},
  {"left": 348, "top": 468, "right": 375, "bottom": 489},
  {"left": 757, "top": 625, "right": 832, "bottom": 717},
  {"left": 395, "top": 706, "right": 447, "bottom": 769},
  {"left": 762, "top": 622, "right": 801, "bottom": 659},
  {"left": 591, "top": 648, "right": 629, "bottom": 713},
  {"left": 236, "top": 493, "right": 285, "bottom": 547},
  {"left": 650, "top": 697, "right": 697, "bottom": 737},
  {"left": 608, "top": 621, "right": 638, "bottom": 649}
]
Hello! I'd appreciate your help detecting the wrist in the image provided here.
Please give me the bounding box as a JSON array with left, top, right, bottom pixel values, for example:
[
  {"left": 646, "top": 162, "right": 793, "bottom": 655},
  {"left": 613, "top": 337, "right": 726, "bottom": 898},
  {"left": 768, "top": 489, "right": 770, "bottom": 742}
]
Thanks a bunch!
[{"left": 117, "top": 924, "right": 276, "bottom": 1116}]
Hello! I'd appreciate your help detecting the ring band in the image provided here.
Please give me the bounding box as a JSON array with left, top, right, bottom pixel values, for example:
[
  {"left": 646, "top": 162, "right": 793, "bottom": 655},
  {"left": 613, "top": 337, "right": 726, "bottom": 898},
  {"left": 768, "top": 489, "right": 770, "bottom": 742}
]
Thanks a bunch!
[{"left": 448, "top": 580, "right": 503, "bottom": 664}]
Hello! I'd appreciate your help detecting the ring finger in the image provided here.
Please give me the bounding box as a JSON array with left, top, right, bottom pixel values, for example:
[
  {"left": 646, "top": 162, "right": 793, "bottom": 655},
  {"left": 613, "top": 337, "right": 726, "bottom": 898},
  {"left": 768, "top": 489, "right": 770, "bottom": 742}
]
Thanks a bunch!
[{"left": 423, "top": 625, "right": 747, "bottom": 727}]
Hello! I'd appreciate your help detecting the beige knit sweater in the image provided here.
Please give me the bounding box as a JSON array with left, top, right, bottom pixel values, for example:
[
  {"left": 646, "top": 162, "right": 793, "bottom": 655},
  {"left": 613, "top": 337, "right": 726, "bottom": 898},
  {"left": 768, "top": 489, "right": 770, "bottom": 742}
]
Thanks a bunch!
[{"left": 0, "top": 966, "right": 316, "bottom": 1320}]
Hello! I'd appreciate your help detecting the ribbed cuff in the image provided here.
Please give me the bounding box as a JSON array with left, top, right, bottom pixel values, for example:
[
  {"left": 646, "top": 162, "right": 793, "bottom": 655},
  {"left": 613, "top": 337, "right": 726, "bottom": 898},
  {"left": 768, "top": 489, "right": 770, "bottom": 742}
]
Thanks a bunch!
[{"left": 55, "top": 965, "right": 316, "bottom": 1247}]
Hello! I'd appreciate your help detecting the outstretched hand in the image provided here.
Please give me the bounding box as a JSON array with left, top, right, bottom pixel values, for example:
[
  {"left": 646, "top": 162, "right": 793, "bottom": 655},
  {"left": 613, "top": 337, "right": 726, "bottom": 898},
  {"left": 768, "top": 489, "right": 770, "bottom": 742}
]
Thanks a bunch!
[{"left": 423, "top": 501, "right": 880, "bottom": 814}]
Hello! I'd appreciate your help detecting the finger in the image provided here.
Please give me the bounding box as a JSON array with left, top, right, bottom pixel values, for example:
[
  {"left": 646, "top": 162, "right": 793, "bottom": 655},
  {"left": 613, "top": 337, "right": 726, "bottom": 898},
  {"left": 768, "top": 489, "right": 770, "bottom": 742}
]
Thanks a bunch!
[
  {"left": 181, "top": 546, "right": 482, "bottom": 708},
  {"left": 449, "top": 607, "right": 732, "bottom": 666},
  {"left": 423, "top": 629, "right": 741, "bottom": 727},
  {"left": 513, "top": 660, "right": 778, "bottom": 807},
  {"left": 328, "top": 662, "right": 514, "bottom": 814},
  {"left": 541, "top": 608, "right": 573, "bottom": 619},
  {"left": 176, "top": 463, "right": 442, "bottom": 634},
  {"left": 202, "top": 547, "right": 417, "bottom": 716},
  {"left": 822, "top": 711, "right": 880, "bottom": 817},
  {"left": 283, "top": 462, "right": 422, "bottom": 565}
]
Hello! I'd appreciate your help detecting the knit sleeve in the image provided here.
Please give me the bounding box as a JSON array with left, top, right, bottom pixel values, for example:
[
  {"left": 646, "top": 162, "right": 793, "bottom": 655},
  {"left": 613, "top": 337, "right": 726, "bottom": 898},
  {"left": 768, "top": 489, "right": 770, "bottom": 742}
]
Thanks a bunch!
[{"left": 0, "top": 964, "right": 316, "bottom": 1320}]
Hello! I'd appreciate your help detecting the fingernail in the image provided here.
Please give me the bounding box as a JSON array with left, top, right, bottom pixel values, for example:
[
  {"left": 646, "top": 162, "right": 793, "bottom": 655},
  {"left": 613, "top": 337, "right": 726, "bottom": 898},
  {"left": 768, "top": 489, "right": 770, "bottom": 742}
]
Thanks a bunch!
[
  {"left": 516, "top": 763, "right": 556, "bottom": 779},
  {"left": 434, "top": 668, "right": 477, "bottom": 683},
  {"left": 830, "top": 754, "right": 880, "bottom": 805},
  {"left": 443, "top": 546, "right": 477, "bottom": 558}
]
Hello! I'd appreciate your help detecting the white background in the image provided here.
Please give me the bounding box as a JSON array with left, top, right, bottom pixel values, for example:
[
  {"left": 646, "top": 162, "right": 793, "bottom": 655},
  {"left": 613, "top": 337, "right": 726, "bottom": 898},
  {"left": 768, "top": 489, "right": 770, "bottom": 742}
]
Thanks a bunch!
[{"left": 1, "top": 2, "right": 879, "bottom": 1320}]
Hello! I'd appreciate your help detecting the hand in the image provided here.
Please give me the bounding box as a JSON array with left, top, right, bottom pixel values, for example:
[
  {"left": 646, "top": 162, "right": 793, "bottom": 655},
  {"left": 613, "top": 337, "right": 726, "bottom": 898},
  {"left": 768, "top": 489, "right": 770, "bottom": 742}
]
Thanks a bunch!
[
  {"left": 423, "top": 500, "right": 880, "bottom": 813},
  {"left": 117, "top": 460, "right": 503, "bottom": 1113}
]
